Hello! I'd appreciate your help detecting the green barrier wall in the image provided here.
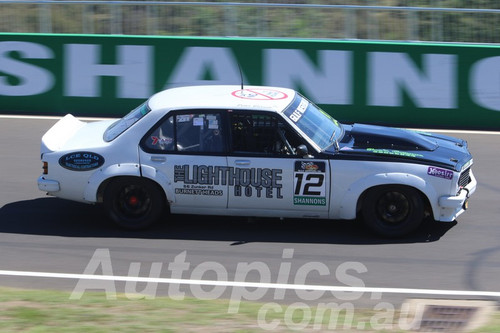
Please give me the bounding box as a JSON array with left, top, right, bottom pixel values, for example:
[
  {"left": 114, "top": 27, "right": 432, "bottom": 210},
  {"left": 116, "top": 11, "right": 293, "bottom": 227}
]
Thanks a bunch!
[{"left": 1, "top": 33, "right": 500, "bottom": 129}]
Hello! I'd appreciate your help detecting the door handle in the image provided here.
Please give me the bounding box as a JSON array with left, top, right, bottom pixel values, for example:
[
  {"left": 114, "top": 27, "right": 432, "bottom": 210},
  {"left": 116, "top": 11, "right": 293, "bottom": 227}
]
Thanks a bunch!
[
  {"left": 235, "top": 160, "right": 251, "bottom": 166},
  {"left": 150, "top": 156, "right": 166, "bottom": 162}
]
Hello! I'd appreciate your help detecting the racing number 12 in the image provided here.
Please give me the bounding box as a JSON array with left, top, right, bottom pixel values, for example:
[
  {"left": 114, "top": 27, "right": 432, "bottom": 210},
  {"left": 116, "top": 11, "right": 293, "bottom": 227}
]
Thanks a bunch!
[{"left": 294, "top": 173, "right": 324, "bottom": 195}]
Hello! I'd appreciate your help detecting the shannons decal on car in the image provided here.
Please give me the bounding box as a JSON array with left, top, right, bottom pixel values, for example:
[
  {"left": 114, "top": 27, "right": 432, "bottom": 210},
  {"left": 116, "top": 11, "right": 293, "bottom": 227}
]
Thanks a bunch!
[
  {"left": 58, "top": 152, "right": 105, "bottom": 171},
  {"left": 293, "top": 161, "right": 327, "bottom": 206},
  {"left": 173, "top": 165, "right": 283, "bottom": 199},
  {"left": 366, "top": 148, "right": 424, "bottom": 158}
]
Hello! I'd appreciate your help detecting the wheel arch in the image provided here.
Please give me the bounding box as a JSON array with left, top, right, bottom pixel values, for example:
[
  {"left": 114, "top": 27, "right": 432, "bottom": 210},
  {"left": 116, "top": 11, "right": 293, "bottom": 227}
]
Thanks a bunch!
[
  {"left": 84, "top": 163, "right": 141, "bottom": 203},
  {"left": 84, "top": 163, "right": 174, "bottom": 206},
  {"left": 355, "top": 183, "right": 432, "bottom": 220},
  {"left": 96, "top": 175, "right": 169, "bottom": 211},
  {"left": 359, "top": 183, "right": 429, "bottom": 237}
]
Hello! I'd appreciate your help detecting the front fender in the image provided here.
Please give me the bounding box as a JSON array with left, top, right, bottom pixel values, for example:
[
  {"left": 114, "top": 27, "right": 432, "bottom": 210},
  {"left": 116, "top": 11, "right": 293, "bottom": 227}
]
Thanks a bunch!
[{"left": 335, "top": 172, "right": 435, "bottom": 220}]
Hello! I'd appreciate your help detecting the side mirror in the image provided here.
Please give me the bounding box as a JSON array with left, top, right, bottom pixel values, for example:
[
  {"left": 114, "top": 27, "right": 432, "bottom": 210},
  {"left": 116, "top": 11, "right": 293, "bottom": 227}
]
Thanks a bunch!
[{"left": 297, "top": 144, "right": 313, "bottom": 158}]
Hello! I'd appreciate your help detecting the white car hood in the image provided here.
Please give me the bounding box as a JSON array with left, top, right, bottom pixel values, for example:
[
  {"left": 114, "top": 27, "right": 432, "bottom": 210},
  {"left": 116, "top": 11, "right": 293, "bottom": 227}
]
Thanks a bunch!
[{"left": 41, "top": 114, "right": 117, "bottom": 154}]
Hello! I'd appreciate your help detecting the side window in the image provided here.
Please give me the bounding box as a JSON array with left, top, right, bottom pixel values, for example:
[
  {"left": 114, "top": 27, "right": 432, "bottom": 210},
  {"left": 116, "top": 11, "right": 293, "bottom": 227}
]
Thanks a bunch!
[
  {"left": 230, "top": 112, "right": 303, "bottom": 156},
  {"left": 143, "top": 112, "right": 225, "bottom": 153},
  {"left": 176, "top": 113, "right": 224, "bottom": 153}
]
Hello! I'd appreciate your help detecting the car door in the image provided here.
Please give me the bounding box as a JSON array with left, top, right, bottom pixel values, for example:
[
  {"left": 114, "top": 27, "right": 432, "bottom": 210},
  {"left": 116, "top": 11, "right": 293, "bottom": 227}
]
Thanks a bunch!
[
  {"left": 227, "top": 111, "right": 330, "bottom": 218},
  {"left": 139, "top": 110, "right": 228, "bottom": 210}
]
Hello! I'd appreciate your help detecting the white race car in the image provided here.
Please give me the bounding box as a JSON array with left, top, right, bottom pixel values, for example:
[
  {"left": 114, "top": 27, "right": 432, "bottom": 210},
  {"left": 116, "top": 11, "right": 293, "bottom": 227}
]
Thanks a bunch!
[{"left": 38, "top": 85, "right": 476, "bottom": 237}]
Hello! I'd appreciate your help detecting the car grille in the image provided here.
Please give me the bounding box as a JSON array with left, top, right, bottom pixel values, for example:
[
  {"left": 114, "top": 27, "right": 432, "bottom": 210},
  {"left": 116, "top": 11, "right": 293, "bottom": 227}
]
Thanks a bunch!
[{"left": 458, "top": 167, "right": 471, "bottom": 189}]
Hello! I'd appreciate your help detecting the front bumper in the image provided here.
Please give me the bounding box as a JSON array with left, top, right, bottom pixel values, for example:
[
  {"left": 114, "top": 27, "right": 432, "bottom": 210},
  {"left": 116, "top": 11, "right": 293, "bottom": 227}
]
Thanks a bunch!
[
  {"left": 37, "top": 175, "right": 60, "bottom": 192},
  {"left": 437, "top": 170, "right": 477, "bottom": 222}
]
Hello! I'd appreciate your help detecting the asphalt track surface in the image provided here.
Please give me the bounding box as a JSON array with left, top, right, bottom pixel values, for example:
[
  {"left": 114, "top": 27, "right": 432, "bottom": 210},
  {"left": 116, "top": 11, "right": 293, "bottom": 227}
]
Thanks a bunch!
[{"left": 1, "top": 116, "right": 500, "bottom": 308}]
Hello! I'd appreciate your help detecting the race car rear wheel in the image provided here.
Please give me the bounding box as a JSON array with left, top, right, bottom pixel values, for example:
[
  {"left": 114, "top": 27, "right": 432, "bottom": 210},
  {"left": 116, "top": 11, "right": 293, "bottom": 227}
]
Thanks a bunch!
[
  {"left": 361, "top": 185, "right": 424, "bottom": 238},
  {"left": 103, "top": 177, "right": 165, "bottom": 230}
]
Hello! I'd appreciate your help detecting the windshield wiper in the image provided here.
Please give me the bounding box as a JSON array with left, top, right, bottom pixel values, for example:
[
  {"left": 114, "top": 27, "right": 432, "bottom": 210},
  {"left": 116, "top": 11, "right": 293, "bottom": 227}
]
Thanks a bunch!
[
  {"left": 329, "top": 129, "right": 336, "bottom": 142},
  {"left": 329, "top": 129, "right": 340, "bottom": 151}
]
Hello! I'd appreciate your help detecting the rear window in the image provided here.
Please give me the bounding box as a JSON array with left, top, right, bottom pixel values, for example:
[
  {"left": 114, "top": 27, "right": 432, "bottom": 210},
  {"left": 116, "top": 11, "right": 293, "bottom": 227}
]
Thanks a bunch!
[{"left": 104, "top": 102, "right": 150, "bottom": 142}]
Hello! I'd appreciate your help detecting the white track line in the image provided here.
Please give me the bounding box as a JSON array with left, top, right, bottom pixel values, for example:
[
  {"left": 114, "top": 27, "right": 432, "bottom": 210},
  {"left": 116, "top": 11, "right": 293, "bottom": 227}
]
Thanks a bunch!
[
  {"left": 1, "top": 114, "right": 499, "bottom": 135},
  {"left": 0, "top": 269, "right": 499, "bottom": 298}
]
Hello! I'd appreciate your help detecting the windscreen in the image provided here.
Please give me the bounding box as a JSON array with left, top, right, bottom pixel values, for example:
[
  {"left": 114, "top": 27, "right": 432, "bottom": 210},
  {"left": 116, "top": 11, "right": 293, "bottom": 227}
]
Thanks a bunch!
[
  {"left": 103, "top": 102, "right": 150, "bottom": 142},
  {"left": 283, "top": 94, "right": 343, "bottom": 150}
]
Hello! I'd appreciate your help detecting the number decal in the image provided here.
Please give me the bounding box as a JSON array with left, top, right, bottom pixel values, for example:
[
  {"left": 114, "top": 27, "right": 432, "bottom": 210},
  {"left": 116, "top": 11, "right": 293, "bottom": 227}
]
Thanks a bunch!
[
  {"left": 293, "top": 161, "right": 327, "bottom": 206},
  {"left": 303, "top": 174, "right": 324, "bottom": 195},
  {"left": 294, "top": 173, "right": 303, "bottom": 195},
  {"left": 294, "top": 173, "right": 324, "bottom": 195}
]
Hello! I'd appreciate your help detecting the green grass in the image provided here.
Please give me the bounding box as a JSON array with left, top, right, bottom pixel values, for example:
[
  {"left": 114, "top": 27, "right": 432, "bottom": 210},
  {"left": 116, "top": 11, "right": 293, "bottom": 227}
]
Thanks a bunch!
[
  {"left": 0, "top": 287, "right": 497, "bottom": 332},
  {"left": 473, "top": 312, "right": 500, "bottom": 333}
]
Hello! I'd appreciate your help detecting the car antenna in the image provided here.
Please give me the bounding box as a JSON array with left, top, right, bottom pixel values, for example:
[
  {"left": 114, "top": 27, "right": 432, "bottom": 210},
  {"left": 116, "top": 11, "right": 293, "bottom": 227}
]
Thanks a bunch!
[{"left": 237, "top": 62, "right": 244, "bottom": 90}]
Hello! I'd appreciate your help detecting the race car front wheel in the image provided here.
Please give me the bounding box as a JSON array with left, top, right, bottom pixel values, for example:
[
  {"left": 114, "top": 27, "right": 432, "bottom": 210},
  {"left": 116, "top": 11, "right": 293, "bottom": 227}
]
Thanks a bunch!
[
  {"left": 361, "top": 185, "right": 424, "bottom": 238},
  {"left": 103, "top": 177, "right": 165, "bottom": 230}
]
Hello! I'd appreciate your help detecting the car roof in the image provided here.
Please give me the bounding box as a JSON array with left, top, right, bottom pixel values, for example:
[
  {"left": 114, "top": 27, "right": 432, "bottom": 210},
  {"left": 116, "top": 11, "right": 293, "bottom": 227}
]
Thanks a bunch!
[{"left": 147, "top": 85, "right": 297, "bottom": 114}]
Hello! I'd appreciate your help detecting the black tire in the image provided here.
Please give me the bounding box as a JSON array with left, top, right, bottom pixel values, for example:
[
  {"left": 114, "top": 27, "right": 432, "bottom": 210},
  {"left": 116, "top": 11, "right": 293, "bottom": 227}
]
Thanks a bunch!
[
  {"left": 103, "top": 177, "right": 165, "bottom": 230},
  {"left": 361, "top": 185, "right": 424, "bottom": 238}
]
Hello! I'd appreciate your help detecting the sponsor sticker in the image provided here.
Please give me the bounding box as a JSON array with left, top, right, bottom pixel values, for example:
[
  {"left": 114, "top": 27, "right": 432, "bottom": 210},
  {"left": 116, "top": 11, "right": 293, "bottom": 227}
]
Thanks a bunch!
[
  {"left": 293, "top": 161, "right": 327, "bottom": 206},
  {"left": 59, "top": 151, "right": 105, "bottom": 171},
  {"left": 288, "top": 99, "right": 309, "bottom": 122},
  {"left": 175, "top": 188, "right": 223, "bottom": 196},
  {"left": 176, "top": 115, "right": 191, "bottom": 123},
  {"left": 173, "top": 165, "right": 283, "bottom": 199},
  {"left": 232, "top": 89, "right": 288, "bottom": 100},
  {"left": 366, "top": 148, "right": 424, "bottom": 158},
  {"left": 427, "top": 166, "right": 454, "bottom": 180},
  {"left": 193, "top": 117, "right": 204, "bottom": 126},
  {"left": 151, "top": 136, "right": 173, "bottom": 146},
  {"left": 293, "top": 196, "right": 327, "bottom": 206}
]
